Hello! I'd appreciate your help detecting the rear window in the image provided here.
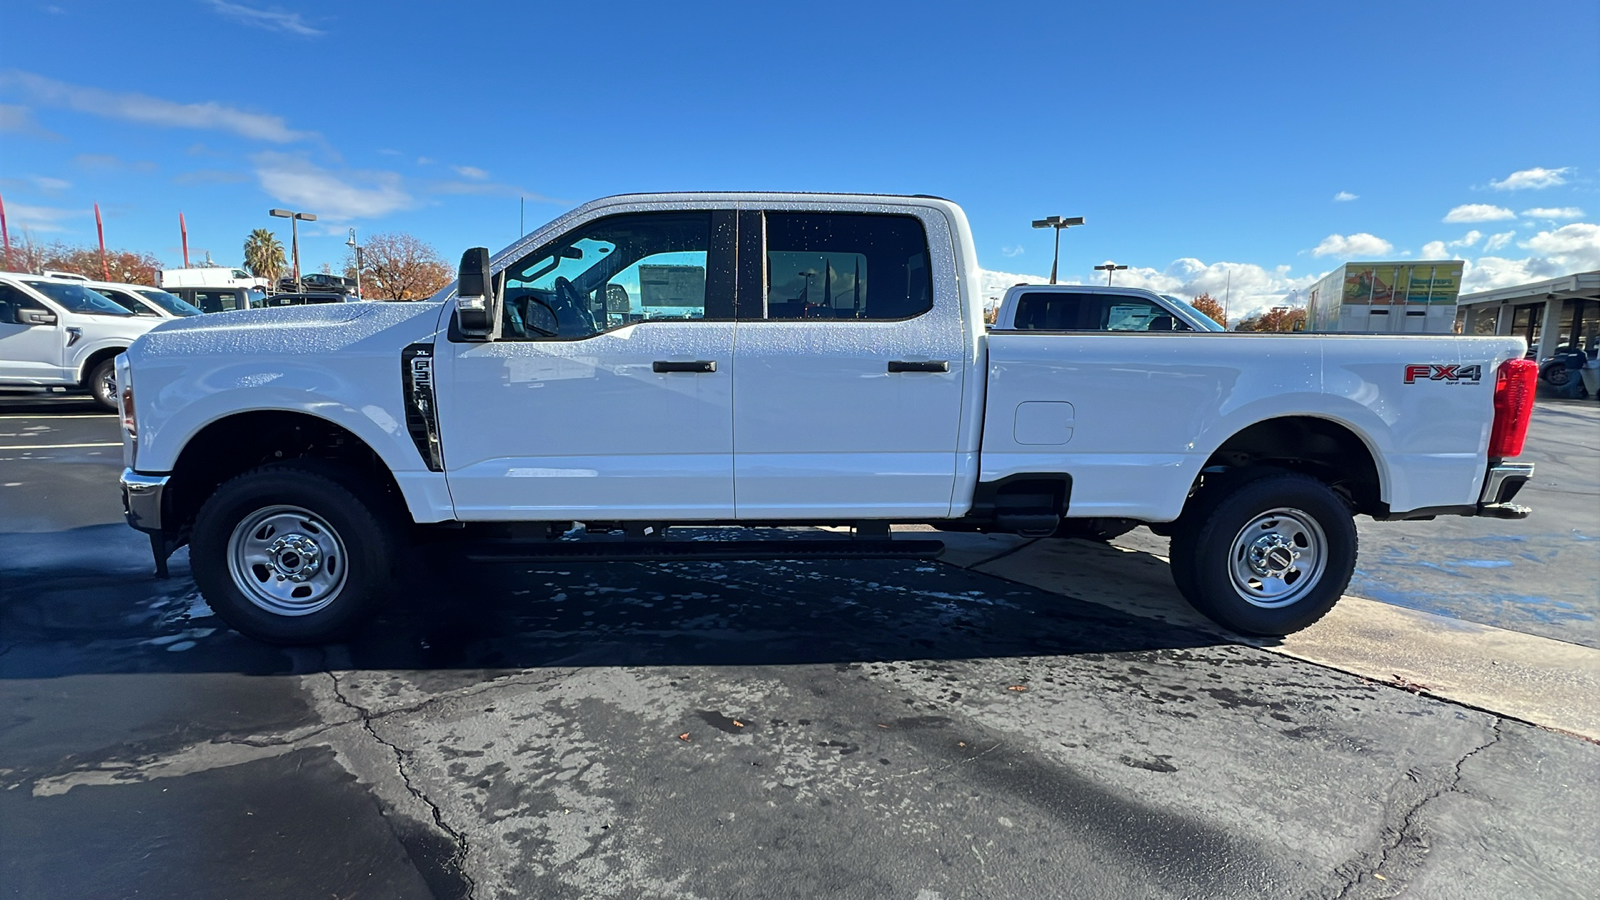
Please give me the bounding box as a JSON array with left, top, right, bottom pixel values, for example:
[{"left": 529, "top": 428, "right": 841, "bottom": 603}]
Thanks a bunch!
[
  {"left": 764, "top": 213, "right": 932, "bottom": 321},
  {"left": 1011, "top": 292, "right": 1188, "bottom": 332}
]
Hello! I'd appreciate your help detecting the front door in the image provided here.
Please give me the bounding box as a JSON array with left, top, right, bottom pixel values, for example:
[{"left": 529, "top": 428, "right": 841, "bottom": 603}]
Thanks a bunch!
[
  {"left": 0, "top": 284, "right": 66, "bottom": 383},
  {"left": 438, "top": 209, "right": 739, "bottom": 521},
  {"left": 731, "top": 210, "right": 966, "bottom": 519}
]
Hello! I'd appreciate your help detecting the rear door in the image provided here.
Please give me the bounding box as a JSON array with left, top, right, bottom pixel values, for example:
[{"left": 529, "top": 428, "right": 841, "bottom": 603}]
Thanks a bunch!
[
  {"left": 437, "top": 208, "right": 740, "bottom": 520},
  {"left": 731, "top": 209, "right": 966, "bottom": 519}
]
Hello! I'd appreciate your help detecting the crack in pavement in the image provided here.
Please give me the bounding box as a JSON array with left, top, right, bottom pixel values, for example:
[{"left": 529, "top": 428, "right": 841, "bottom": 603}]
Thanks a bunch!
[
  {"left": 325, "top": 667, "right": 478, "bottom": 900},
  {"left": 1323, "top": 716, "right": 1504, "bottom": 900}
]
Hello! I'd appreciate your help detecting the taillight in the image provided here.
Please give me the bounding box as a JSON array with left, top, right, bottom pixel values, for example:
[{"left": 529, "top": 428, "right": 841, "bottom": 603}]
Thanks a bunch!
[
  {"left": 120, "top": 384, "right": 137, "bottom": 438},
  {"left": 1487, "top": 358, "right": 1537, "bottom": 458}
]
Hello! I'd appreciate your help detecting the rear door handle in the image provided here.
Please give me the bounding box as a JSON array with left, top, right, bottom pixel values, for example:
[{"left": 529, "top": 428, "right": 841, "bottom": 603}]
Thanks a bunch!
[
  {"left": 887, "top": 360, "right": 949, "bottom": 373},
  {"left": 653, "top": 360, "right": 717, "bottom": 373}
]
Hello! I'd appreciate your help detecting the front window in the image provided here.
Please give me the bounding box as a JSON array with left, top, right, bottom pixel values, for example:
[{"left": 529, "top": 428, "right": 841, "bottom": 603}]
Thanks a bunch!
[
  {"left": 21, "top": 280, "right": 132, "bottom": 316},
  {"left": 1159, "top": 294, "right": 1225, "bottom": 331},
  {"left": 499, "top": 211, "right": 721, "bottom": 340},
  {"left": 135, "top": 289, "right": 203, "bottom": 316}
]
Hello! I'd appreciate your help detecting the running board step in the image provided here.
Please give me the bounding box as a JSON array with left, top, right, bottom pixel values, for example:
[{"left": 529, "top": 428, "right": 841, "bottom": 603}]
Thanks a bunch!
[{"left": 463, "top": 538, "right": 946, "bottom": 563}]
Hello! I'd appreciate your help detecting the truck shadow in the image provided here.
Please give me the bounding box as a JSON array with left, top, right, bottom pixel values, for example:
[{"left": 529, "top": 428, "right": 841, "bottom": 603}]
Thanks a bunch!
[{"left": 0, "top": 525, "right": 1224, "bottom": 679}]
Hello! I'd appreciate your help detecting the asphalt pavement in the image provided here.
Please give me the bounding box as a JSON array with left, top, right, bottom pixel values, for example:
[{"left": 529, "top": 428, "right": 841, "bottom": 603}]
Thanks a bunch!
[{"left": 2, "top": 393, "right": 1597, "bottom": 899}]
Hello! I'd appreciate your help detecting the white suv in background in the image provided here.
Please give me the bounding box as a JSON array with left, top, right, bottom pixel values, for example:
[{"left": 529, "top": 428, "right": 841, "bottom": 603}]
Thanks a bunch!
[{"left": 0, "top": 273, "right": 165, "bottom": 410}]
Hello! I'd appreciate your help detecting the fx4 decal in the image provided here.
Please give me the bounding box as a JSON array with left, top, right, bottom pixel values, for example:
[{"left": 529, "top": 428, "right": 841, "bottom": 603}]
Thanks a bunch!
[{"left": 1405, "top": 363, "right": 1482, "bottom": 385}]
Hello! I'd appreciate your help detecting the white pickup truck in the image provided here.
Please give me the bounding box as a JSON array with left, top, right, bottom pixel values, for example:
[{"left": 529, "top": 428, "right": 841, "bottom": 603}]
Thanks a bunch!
[
  {"left": 116, "top": 192, "right": 1539, "bottom": 644},
  {"left": 1, "top": 272, "right": 166, "bottom": 409}
]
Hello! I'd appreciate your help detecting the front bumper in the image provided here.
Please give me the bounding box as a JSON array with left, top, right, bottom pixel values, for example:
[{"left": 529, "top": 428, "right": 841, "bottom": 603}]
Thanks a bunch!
[{"left": 120, "top": 469, "right": 170, "bottom": 533}]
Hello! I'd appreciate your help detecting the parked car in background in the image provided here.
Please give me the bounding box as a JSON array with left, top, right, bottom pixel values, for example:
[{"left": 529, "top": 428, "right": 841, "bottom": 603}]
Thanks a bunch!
[
  {"left": 83, "top": 281, "right": 204, "bottom": 319},
  {"left": 277, "top": 274, "right": 356, "bottom": 295},
  {"left": 0, "top": 272, "right": 164, "bottom": 409},
  {"left": 164, "top": 285, "right": 266, "bottom": 314},
  {"left": 264, "top": 292, "right": 361, "bottom": 307}
]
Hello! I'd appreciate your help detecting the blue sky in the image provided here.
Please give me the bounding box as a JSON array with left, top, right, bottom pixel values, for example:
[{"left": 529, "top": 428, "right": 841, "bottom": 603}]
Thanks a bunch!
[{"left": 2, "top": 0, "right": 1596, "bottom": 317}]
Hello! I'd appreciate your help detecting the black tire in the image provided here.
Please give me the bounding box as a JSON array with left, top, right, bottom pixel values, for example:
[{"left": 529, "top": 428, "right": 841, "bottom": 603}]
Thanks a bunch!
[
  {"left": 1169, "top": 471, "right": 1356, "bottom": 635},
  {"left": 88, "top": 357, "right": 119, "bottom": 411},
  {"left": 1051, "top": 517, "right": 1138, "bottom": 542},
  {"left": 190, "top": 461, "right": 399, "bottom": 644}
]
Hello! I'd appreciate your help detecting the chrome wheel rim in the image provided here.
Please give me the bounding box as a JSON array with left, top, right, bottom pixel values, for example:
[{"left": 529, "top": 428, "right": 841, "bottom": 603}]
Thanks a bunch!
[
  {"left": 97, "top": 368, "right": 117, "bottom": 403},
  {"left": 227, "top": 505, "right": 349, "bottom": 616},
  {"left": 1227, "top": 508, "right": 1327, "bottom": 608}
]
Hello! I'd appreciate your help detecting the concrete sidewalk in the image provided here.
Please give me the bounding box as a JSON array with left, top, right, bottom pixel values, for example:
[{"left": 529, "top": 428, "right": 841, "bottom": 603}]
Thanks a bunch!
[{"left": 920, "top": 529, "right": 1600, "bottom": 741}]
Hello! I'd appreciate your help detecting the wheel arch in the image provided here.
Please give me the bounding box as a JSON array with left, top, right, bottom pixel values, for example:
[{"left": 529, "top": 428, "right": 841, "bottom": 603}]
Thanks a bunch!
[
  {"left": 162, "top": 409, "right": 408, "bottom": 541},
  {"left": 1195, "top": 414, "right": 1387, "bottom": 517}
]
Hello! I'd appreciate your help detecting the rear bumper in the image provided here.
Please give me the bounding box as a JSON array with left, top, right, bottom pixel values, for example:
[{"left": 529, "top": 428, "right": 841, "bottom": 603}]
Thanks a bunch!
[
  {"left": 1377, "top": 461, "right": 1534, "bottom": 521},
  {"left": 1477, "top": 461, "right": 1534, "bottom": 518},
  {"left": 120, "top": 469, "right": 169, "bottom": 534}
]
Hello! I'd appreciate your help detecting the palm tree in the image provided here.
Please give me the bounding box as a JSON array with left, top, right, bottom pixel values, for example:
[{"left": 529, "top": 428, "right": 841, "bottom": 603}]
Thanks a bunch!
[{"left": 243, "top": 228, "right": 287, "bottom": 282}]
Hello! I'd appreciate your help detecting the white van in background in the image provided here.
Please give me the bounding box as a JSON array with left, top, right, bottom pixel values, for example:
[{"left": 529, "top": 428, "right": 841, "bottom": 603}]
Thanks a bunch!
[
  {"left": 0, "top": 272, "right": 165, "bottom": 410},
  {"left": 158, "top": 267, "right": 271, "bottom": 291}
]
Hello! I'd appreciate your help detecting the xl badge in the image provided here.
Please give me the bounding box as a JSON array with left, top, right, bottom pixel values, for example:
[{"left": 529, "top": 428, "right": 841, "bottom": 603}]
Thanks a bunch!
[{"left": 1405, "top": 364, "right": 1482, "bottom": 385}]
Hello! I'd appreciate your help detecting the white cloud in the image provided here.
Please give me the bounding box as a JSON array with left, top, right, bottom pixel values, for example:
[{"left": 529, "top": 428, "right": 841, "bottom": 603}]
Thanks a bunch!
[
  {"left": 4, "top": 203, "right": 80, "bottom": 233},
  {"left": 0, "top": 103, "right": 58, "bottom": 138},
  {"left": 1443, "top": 203, "right": 1516, "bottom": 223},
  {"left": 1521, "top": 207, "right": 1584, "bottom": 220},
  {"left": 204, "top": 1, "right": 323, "bottom": 37},
  {"left": 251, "top": 152, "right": 412, "bottom": 220},
  {"left": 1522, "top": 223, "right": 1600, "bottom": 269},
  {"left": 1000, "top": 245, "right": 1024, "bottom": 258},
  {"left": 1484, "top": 231, "right": 1515, "bottom": 252},
  {"left": 1333, "top": 191, "right": 1358, "bottom": 202},
  {"left": 1420, "top": 241, "right": 1448, "bottom": 259},
  {"left": 1460, "top": 222, "right": 1600, "bottom": 292},
  {"left": 451, "top": 165, "right": 489, "bottom": 180},
  {"left": 1489, "top": 167, "right": 1570, "bottom": 191},
  {"left": 1421, "top": 230, "right": 1485, "bottom": 259},
  {"left": 977, "top": 259, "right": 1318, "bottom": 323},
  {"left": 0, "top": 70, "right": 312, "bottom": 143},
  {"left": 1311, "top": 232, "right": 1394, "bottom": 258}
]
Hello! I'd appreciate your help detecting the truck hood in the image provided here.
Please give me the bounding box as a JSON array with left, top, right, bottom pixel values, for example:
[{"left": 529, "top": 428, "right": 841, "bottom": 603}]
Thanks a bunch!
[{"left": 130, "top": 301, "right": 444, "bottom": 360}]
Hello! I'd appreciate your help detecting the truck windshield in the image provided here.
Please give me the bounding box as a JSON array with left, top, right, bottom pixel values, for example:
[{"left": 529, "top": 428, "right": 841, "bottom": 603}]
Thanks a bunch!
[
  {"left": 1160, "top": 294, "right": 1227, "bottom": 332},
  {"left": 22, "top": 280, "right": 134, "bottom": 316},
  {"left": 136, "top": 288, "right": 203, "bottom": 316}
]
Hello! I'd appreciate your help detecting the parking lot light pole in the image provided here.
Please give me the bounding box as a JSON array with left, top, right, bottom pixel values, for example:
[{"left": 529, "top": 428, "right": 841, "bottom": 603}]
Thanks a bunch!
[
  {"left": 1095, "top": 262, "right": 1128, "bottom": 285},
  {"left": 346, "top": 228, "right": 363, "bottom": 299},
  {"left": 1032, "top": 215, "right": 1084, "bottom": 284},
  {"left": 268, "top": 208, "right": 317, "bottom": 291}
]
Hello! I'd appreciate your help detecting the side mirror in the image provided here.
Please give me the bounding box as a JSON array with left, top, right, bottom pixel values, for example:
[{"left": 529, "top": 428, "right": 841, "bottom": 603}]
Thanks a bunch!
[
  {"left": 455, "top": 247, "right": 500, "bottom": 340},
  {"left": 19, "top": 308, "right": 58, "bottom": 327}
]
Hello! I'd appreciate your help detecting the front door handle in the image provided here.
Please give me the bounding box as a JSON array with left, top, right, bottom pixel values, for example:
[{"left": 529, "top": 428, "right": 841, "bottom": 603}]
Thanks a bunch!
[
  {"left": 653, "top": 360, "right": 717, "bottom": 374},
  {"left": 887, "top": 360, "right": 949, "bottom": 373}
]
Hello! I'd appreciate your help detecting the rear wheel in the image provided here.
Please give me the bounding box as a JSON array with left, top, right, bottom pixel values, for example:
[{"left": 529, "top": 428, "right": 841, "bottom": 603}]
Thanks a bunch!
[
  {"left": 190, "top": 462, "right": 398, "bottom": 644},
  {"left": 88, "top": 358, "right": 118, "bottom": 411},
  {"left": 1168, "top": 471, "right": 1355, "bottom": 635}
]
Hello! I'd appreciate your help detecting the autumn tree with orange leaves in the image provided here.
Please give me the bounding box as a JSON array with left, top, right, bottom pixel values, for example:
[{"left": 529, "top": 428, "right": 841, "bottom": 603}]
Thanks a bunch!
[{"left": 1189, "top": 292, "right": 1227, "bottom": 328}]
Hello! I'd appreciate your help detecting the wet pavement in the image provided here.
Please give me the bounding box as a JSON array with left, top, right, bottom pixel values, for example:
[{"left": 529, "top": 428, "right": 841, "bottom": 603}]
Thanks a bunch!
[{"left": 2, "top": 394, "right": 1598, "bottom": 898}]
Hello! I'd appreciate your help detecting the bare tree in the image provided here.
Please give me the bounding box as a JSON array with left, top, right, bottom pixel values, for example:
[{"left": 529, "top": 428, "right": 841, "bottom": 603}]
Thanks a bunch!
[{"left": 346, "top": 232, "right": 452, "bottom": 300}]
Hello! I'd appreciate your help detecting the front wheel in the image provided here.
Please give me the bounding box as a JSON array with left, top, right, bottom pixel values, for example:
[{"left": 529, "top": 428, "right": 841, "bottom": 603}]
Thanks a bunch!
[
  {"left": 190, "top": 462, "right": 399, "bottom": 644},
  {"left": 88, "top": 358, "right": 119, "bottom": 411},
  {"left": 1169, "top": 472, "right": 1356, "bottom": 635}
]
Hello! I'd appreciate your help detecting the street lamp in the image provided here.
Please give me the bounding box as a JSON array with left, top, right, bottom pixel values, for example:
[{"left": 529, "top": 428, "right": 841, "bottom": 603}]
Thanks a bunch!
[
  {"left": 346, "top": 228, "right": 363, "bottom": 299},
  {"left": 1094, "top": 262, "right": 1128, "bottom": 285},
  {"left": 268, "top": 208, "right": 317, "bottom": 291},
  {"left": 1031, "top": 215, "right": 1084, "bottom": 285}
]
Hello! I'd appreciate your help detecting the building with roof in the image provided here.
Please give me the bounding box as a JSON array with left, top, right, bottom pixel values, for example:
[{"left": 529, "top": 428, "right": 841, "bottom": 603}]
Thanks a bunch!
[{"left": 1455, "top": 270, "right": 1600, "bottom": 362}]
